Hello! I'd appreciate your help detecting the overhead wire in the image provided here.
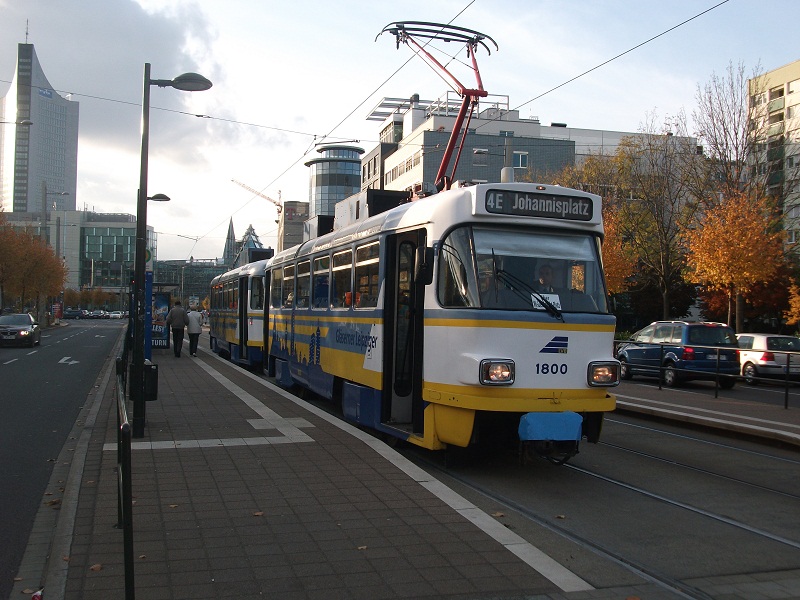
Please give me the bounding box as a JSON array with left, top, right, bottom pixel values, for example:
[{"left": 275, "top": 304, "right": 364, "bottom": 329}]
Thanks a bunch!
[{"left": 2, "top": 0, "right": 730, "bottom": 257}]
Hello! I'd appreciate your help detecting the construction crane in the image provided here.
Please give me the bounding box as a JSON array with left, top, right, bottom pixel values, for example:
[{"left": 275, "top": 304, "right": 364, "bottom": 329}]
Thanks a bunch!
[{"left": 231, "top": 179, "right": 282, "bottom": 214}]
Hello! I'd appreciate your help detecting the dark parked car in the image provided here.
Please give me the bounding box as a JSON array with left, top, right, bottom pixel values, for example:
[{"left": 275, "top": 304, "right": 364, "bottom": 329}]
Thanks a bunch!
[
  {"left": 63, "top": 308, "right": 84, "bottom": 319},
  {"left": 0, "top": 313, "right": 42, "bottom": 347},
  {"left": 617, "top": 321, "right": 739, "bottom": 388}
]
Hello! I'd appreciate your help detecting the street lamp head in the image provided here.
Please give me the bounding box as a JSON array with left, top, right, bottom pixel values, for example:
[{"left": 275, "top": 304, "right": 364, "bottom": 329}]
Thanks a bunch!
[
  {"left": 0, "top": 119, "right": 32, "bottom": 126},
  {"left": 147, "top": 193, "right": 171, "bottom": 202},
  {"left": 171, "top": 72, "right": 213, "bottom": 92},
  {"left": 150, "top": 72, "right": 213, "bottom": 92}
]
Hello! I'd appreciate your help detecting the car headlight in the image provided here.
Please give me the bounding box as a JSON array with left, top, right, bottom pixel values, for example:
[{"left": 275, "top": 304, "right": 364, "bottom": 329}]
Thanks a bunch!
[
  {"left": 19, "top": 330, "right": 30, "bottom": 336},
  {"left": 588, "top": 361, "right": 620, "bottom": 387},
  {"left": 480, "top": 359, "right": 515, "bottom": 385}
]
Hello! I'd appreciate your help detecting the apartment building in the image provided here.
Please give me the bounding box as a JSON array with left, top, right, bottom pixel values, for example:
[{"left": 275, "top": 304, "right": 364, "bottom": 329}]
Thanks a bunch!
[{"left": 749, "top": 60, "right": 800, "bottom": 244}]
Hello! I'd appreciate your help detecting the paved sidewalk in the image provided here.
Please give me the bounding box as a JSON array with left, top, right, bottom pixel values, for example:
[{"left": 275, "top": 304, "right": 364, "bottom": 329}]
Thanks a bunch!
[
  {"left": 12, "top": 334, "right": 601, "bottom": 599},
  {"left": 10, "top": 330, "right": 800, "bottom": 599}
]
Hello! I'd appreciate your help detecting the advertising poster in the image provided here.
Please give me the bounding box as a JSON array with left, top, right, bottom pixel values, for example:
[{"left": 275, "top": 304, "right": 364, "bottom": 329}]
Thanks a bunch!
[{"left": 151, "top": 291, "right": 170, "bottom": 349}]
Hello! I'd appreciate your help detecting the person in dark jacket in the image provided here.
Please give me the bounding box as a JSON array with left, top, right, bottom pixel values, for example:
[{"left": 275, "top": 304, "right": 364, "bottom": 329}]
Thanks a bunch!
[{"left": 165, "top": 301, "right": 189, "bottom": 357}]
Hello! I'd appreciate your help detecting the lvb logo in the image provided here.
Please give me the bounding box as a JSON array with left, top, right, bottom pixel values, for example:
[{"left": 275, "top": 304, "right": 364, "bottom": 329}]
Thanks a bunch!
[{"left": 540, "top": 336, "right": 568, "bottom": 354}]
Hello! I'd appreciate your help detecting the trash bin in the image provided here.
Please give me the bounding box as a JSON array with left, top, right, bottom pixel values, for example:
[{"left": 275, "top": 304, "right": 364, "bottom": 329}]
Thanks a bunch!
[{"left": 143, "top": 360, "right": 158, "bottom": 402}]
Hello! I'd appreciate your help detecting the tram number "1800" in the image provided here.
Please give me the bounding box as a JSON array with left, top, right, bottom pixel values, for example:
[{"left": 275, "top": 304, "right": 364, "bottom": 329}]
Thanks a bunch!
[{"left": 535, "top": 363, "right": 568, "bottom": 375}]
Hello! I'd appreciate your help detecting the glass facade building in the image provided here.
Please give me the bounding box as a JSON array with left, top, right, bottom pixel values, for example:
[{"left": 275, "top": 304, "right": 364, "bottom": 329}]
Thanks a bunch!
[
  {"left": 304, "top": 144, "right": 363, "bottom": 218},
  {"left": 0, "top": 43, "right": 79, "bottom": 214}
]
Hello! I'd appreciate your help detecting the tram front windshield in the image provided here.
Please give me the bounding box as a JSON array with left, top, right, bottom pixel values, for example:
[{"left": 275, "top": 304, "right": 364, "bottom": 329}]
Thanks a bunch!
[{"left": 437, "top": 226, "right": 609, "bottom": 313}]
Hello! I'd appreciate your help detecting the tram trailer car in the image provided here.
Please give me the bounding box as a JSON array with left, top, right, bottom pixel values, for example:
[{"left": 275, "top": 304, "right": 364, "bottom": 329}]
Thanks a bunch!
[
  {"left": 209, "top": 259, "right": 269, "bottom": 368},
  {"left": 265, "top": 182, "right": 619, "bottom": 461}
]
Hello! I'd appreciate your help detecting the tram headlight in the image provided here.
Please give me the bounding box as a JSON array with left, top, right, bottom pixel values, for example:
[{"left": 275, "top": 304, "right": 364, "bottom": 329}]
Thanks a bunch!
[
  {"left": 587, "top": 361, "right": 620, "bottom": 387},
  {"left": 480, "top": 359, "right": 515, "bottom": 385}
]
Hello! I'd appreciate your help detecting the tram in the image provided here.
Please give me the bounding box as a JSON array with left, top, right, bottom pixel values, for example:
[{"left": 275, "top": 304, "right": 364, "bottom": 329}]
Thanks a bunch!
[
  {"left": 209, "top": 258, "right": 269, "bottom": 368},
  {"left": 211, "top": 22, "right": 619, "bottom": 461},
  {"left": 263, "top": 182, "right": 619, "bottom": 460}
]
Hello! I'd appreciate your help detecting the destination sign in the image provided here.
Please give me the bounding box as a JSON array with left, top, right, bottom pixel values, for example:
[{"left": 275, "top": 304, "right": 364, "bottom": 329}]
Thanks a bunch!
[{"left": 485, "top": 190, "right": 593, "bottom": 221}]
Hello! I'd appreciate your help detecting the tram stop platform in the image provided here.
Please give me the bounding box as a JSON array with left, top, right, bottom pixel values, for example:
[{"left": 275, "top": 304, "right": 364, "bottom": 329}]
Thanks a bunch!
[{"left": 11, "top": 330, "right": 800, "bottom": 599}]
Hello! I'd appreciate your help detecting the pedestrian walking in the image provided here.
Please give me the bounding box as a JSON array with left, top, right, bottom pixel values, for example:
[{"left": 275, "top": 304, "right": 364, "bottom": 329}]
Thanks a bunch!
[
  {"left": 187, "top": 306, "right": 203, "bottom": 357},
  {"left": 165, "top": 300, "right": 188, "bottom": 357}
]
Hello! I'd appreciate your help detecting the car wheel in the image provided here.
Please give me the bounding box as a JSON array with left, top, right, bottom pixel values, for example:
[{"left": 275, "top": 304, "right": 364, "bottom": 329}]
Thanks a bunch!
[
  {"left": 663, "top": 364, "right": 679, "bottom": 387},
  {"left": 719, "top": 377, "right": 735, "bottom": 390},
  {"left": 743, "top": 362, "right": 759, "bottom": 385},
  {"left": 619, "top": 358, "right": 633, "bottom": 380}
]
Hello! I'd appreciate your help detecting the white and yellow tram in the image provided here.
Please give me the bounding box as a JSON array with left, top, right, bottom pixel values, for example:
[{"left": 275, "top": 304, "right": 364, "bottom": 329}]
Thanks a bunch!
[
  {"left": 263, "top": 182, "right": 619, "bottom": 459},
  {"left": 209, "top": 259, "right": 269, "bottom": 368}
]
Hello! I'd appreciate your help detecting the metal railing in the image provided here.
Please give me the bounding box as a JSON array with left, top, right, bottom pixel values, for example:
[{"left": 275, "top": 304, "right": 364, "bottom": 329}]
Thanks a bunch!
[{"left": 115, "top": 345, "right": 135, "bottom": 598}]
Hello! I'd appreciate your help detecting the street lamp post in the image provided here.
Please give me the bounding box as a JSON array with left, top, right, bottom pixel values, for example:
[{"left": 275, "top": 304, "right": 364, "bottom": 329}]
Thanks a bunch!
[{"left": 131, "top": 63, "right": 211, "bottom": 438}]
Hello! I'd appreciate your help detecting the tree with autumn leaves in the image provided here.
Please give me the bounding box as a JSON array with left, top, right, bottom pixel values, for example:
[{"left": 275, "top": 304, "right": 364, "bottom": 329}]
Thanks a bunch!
[
  {"left": 686, "top": 192, "right": 784, "bottom": 330},
  {"left": 523, "top": 61, "right": 797, "bottom": 332},
  {"left": 0, "top": 210, "right": 67, "bottom": 315}
]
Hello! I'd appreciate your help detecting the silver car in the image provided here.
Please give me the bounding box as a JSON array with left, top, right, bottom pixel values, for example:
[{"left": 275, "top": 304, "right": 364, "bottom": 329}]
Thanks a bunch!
[{"left": 736, "top": 333, "right": 800, "bottom": 385}]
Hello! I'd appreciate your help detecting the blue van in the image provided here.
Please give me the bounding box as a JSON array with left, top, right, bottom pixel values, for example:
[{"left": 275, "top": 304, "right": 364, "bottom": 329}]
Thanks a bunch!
[{"left": 617, "top": 321, "right": 739, "bottom": 388}]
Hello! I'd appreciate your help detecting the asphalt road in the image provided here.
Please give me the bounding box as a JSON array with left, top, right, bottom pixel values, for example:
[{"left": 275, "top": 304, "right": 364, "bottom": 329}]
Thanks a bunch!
[{"left": 0, "top": 320, "right": 123, "bottom": 599}]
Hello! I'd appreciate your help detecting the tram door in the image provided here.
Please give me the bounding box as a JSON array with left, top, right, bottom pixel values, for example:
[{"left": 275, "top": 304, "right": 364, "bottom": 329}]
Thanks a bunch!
[
  {"left": 237, "top": 276, "right": 248, "bottom": 360},
  {"left": 386, "top": 230, "right": 425, "bottom": 434}
]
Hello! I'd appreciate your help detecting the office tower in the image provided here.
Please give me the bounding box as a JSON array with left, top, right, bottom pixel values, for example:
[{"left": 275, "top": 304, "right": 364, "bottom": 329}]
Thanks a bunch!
[{"left": 1, "top": 43, "right": 79, "bottom": 213}]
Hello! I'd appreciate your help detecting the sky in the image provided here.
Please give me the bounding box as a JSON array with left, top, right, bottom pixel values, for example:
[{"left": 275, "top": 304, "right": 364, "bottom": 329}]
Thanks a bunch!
[{"left": 0, "top": 0, "right": 797, "bottom": 261}]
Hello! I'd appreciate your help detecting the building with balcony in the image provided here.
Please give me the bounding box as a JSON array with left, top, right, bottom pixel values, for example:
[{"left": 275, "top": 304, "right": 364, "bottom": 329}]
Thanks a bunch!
[
  {"left": 363, "top": 92, "right": 639, "bottom": 196},
  {"left": 749, "top": 60, "right": 800, "bottom": 244}
]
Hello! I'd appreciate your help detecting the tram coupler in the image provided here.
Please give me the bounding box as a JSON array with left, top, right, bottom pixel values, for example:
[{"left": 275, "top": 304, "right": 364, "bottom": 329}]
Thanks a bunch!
[{"left": 518, "top": 411, "right": 582, "bottom": 465}]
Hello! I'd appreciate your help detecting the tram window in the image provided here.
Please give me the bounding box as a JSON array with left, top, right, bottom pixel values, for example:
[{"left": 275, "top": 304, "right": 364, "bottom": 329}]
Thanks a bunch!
[
  {"left": 331, "top": 250, "right": 352, "bottom": 308},
  {"left": 312, "top": 255, "right": 330, "bottom": 308},
  {"left": 282, "top": 265, "right": 295, "bottom": 307},
  {"left": 355, "top": 242, "right": 379, "bottom": 308},
  {"left": 250, "top": 277, "right": 264, "bottom": 310},
  {"left": 270, "top": 270, "right": 282, "bottom": 309},
  {"left": 296, "top": 261, "right": 310, "bottom": 309},
  {"left": 438, "top": 227, "right": 480, "bottom": 308}
]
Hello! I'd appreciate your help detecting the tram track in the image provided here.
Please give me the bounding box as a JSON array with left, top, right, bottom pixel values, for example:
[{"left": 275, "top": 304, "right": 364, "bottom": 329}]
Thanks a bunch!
[
  {"left": 397, "top": 410, "right": 800, "bottom": 599},
  {"left": 606, "top": 417, "right": 800, "bottom": 464},
  {"left": 598, "top": 440, "right": 800, "bottom": 501},
  {"left": 564, "top": 463, "right": 800, "bottom": 551},
  {"left": 403, "top": 448, "right": 714, "bottom": 600}
]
